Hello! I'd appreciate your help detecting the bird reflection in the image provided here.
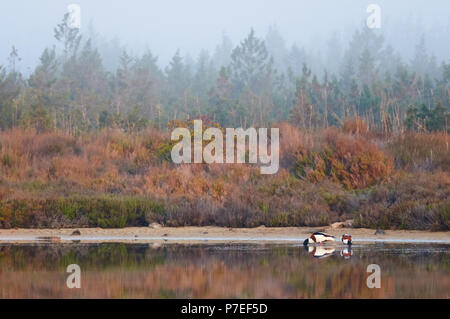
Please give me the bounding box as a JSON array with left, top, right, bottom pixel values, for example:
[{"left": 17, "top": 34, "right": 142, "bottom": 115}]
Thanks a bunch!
[
  {"left": 340, "top": 247, "right": 353, "bottom": 259},
  {"left": 304, "top": 245, "right": 354, "bottom": 259},
  {"left": 305, "top": 245, "right": 336, "bottom": 258}
]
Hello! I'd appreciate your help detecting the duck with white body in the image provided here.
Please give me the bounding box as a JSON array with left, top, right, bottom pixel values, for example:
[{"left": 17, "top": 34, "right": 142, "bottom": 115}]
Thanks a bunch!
[{"left": 303, "top": 232, "right": 336, "bottom": 246}]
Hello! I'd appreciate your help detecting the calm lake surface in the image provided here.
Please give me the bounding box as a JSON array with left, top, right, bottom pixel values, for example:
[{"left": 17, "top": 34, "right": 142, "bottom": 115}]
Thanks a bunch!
[{"left": 0, "top": 242, "right": 448, "bottom": 298}]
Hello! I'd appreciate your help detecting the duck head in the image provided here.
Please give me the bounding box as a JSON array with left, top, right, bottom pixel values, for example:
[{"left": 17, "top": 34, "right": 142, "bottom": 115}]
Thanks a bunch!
[{"left": 341, "top": 234, "right": 352, "bottom": 245}]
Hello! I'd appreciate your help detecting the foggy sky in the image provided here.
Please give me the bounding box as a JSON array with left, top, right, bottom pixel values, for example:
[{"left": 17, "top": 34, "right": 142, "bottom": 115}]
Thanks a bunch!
[{"left": 1, "top": 0, "right": 449, "bottom": 73}]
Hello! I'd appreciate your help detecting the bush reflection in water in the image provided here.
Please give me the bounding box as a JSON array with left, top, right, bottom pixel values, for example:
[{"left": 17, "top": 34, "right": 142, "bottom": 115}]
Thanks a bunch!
[{"left": 0, "top": 243, "right": 448, "bottom": 298}]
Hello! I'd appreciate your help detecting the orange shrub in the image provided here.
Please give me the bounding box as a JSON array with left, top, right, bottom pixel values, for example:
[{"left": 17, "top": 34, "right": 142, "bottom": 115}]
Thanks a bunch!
[
  {"left": 387, "top": 132, "right": 450, "bottom": 172},
  {"left": 277, "top": 122, "right": 314, "bottom": 168},
  {"left": 293, "top": 127, "right": 393, "bottom": 189},
  {"left": 342, "top": 117, "right": 369, "bottom": 135}
]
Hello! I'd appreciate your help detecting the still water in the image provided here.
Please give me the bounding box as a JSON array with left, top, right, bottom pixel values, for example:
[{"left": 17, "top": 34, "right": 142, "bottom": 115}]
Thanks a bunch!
[{"left": 0, "top": 243, "right": 448, "bottom": 298}]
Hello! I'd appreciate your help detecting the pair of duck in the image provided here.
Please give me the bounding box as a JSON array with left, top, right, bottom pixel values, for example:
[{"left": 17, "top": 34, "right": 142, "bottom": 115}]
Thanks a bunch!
[{"left": 303, "top": 232, "right": 352, "bottom": 245}]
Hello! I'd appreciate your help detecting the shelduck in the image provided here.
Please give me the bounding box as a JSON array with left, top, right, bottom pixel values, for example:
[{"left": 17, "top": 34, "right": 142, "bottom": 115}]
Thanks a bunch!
[
  {"left": 341, "top": 234, "right": 353, "bottom": 245},
  {"left": 303, "top": 232, "right": 336, "bottom": 245}
]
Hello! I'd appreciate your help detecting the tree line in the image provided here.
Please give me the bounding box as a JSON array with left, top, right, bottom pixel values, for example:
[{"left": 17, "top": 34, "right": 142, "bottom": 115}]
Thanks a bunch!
[{"left": 0, "top": 14, "right": 448, "bottom": 134}]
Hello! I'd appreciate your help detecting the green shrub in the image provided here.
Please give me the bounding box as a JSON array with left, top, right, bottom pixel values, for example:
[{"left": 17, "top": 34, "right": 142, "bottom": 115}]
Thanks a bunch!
[
  {"left": 1, "top": 153, "right": 12, "bottom": 167},
  {"left": 0, "top": 196, "right": 166, "bottom": 228}
]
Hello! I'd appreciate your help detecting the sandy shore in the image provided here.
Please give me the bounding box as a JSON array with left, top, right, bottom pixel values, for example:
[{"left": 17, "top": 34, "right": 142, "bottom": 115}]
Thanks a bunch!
[{"left": 0, "top": 226, "right": 449, "bottom": 244}]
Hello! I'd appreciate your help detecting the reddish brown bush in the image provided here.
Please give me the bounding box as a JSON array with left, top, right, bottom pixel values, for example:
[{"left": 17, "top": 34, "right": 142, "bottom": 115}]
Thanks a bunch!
[
  {"left": 342, "top": 117, "right": 369, "bottom": 135},
  {"left": 0, "top": 126, "right": 447, "bottom": 230},
  {"left": 387, "top": 132, "right": 450, "bottom": 172},
  {"left": 293, "top": 128, "right": 393, "bottom": 189},
  {"left": 354, "top": 172, "right": 450, "bottom": 230}
]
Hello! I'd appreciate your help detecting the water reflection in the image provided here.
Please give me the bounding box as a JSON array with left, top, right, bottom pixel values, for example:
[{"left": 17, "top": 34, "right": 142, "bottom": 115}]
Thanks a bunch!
[
  {"left": 305, "top": 245, "right": 353, "bottom": 259},
  {"left": 305, "top": 245, "right": 336, "bottom": 259},
  {"left": 0, "top": 243, "right": 448, "bottom": 298},
  {"left": 340, "top": 247, "right": 353, "bottom": 259}
]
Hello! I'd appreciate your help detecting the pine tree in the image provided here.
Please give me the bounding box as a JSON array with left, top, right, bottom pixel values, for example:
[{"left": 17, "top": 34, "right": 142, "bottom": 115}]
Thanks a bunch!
[
  {"left": 208, "top": 67, "right": 234, "bottom": 126},
  {"left": 411, "top": 34, "right": 429, "bottom": 77},
  {"left": 165, "top": 50, "right": 192, "bottom": 120},
  {"left": 54, "top": 13, "right": 82, "bottom": 58},
  {"left": 230, "top": 28, "right": 272, "bottom": 95}
]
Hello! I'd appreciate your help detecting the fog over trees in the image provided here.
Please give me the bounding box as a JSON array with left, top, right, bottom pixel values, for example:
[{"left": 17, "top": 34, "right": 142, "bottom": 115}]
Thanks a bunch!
[{"left": 0, "top": 0, "right": 448, "bottom": 133}]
